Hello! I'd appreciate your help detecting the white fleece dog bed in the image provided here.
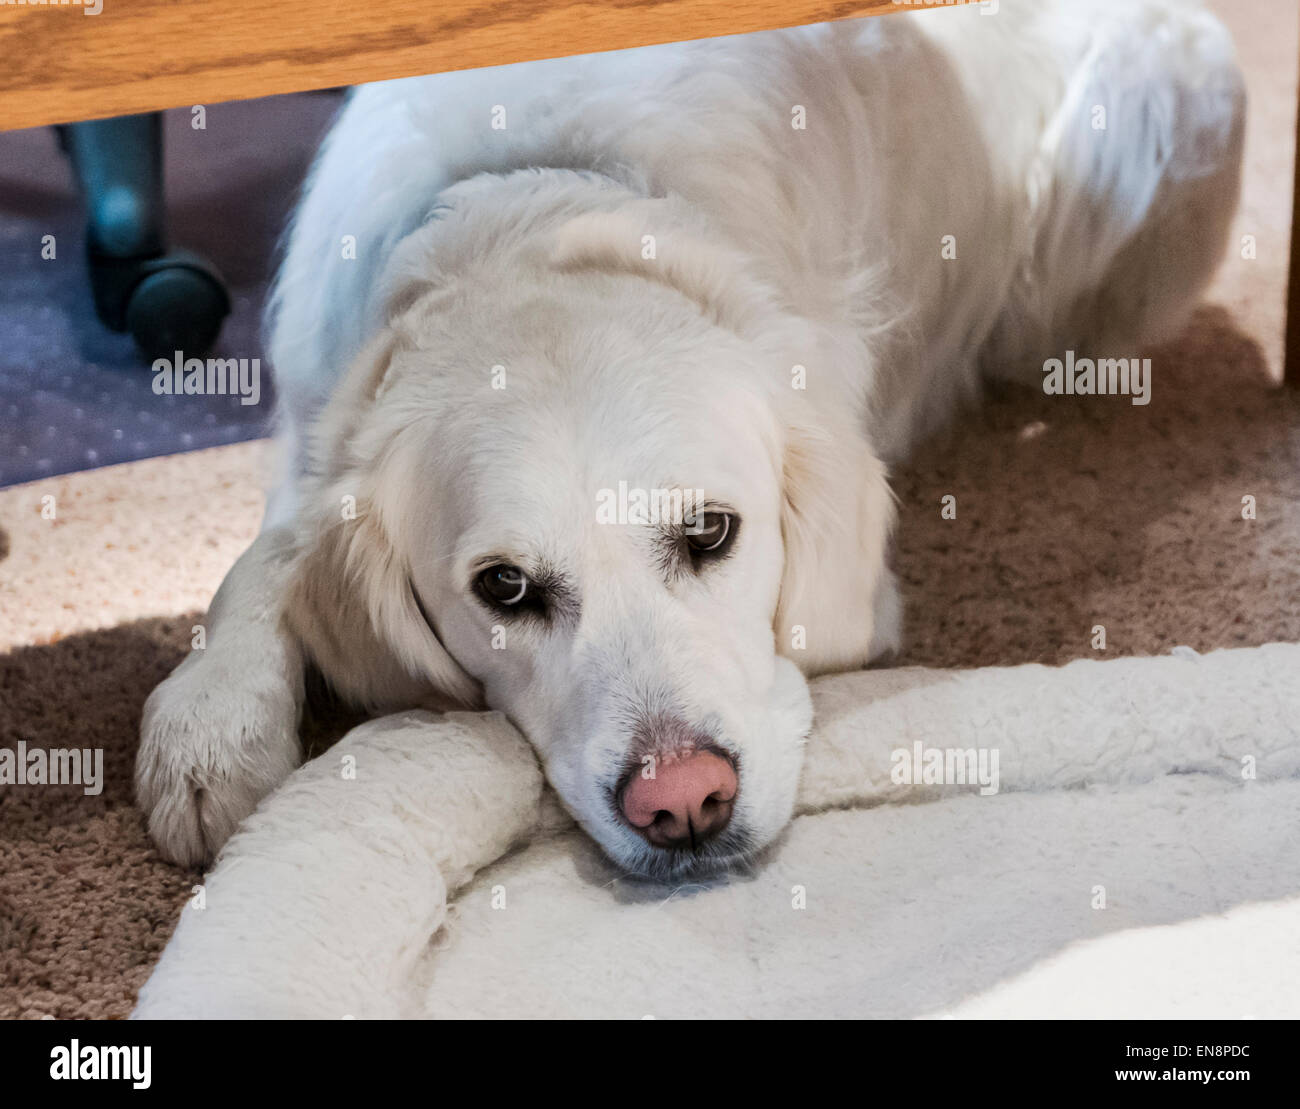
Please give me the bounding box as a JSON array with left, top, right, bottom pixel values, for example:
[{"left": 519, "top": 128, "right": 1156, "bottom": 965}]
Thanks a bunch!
[{"left": 134, "top": 644, "right": 1300, "bottom": 1019}]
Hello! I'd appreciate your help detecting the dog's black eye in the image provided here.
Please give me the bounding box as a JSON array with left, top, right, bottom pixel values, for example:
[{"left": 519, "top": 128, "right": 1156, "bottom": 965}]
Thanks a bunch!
[
  {"left": 685, "top": 512, "right": 735, "bottom": 557},
  {"left": 477, "top": 564, "right": 530, "bottom": 608}
]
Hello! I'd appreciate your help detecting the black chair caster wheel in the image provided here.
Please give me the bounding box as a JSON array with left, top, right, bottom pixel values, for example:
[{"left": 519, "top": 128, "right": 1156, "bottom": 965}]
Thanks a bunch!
[{"left": 123, "top": 252, "right": 232, "bottom": 363}]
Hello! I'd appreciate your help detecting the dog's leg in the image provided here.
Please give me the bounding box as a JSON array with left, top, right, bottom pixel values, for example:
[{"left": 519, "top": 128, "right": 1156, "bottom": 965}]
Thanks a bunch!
[
  {"left": 1075, "top": 8, "right": 1246, "bottom": 354},
  {"left": 137, "top": 84, "right": 449, "bottom": 869},
  {"left": 136, "top": 527, "right": 304, "bottom": 867},
  {"left": 983, "top": 4, "right": 1246, "bottom": 376}
]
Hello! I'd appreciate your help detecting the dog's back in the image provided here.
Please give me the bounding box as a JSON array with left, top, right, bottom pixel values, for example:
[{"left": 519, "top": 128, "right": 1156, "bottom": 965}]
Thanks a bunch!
[{"left": 267, "top": 0, "right": 1243, "bottom": 488}]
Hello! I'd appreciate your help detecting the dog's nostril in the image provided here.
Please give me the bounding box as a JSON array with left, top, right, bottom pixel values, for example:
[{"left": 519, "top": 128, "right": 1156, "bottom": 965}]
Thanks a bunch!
[{"left": 621, "top": 749, "right": 737, "bottom": 849}]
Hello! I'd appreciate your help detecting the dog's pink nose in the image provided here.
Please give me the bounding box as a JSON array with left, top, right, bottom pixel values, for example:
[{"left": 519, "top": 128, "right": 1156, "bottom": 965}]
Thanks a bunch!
[{"left": 621, "top": 750, "right": 737, "bottom": 849}]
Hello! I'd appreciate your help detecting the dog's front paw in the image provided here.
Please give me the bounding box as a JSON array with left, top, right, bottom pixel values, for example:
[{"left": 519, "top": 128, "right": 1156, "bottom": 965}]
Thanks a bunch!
[{"left": 136, "top": 651, "right": 302, "bottom": 867}]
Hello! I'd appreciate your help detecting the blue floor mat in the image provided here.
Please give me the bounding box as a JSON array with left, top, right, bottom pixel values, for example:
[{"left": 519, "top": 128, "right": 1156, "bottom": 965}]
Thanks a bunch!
[{"left": 0, "top": 91, "right": 342, "bottom": 487}]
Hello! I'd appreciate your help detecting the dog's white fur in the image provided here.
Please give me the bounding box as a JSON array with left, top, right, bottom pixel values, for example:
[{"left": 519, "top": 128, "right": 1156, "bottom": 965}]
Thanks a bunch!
[{"left": 137, "top": 0, "right": 1244, "bottom": 874}]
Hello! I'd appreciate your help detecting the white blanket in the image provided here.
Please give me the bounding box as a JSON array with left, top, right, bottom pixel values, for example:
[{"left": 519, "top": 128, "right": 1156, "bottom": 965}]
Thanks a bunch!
[{"left": 134, "top": 644, "right": 1300, "bottom": 1019}]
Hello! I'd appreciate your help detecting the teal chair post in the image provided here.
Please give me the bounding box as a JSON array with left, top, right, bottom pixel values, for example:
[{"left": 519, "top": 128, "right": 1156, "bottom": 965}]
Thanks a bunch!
[{"left": 60, "top": 113, "right": 230, "bottom": 361}]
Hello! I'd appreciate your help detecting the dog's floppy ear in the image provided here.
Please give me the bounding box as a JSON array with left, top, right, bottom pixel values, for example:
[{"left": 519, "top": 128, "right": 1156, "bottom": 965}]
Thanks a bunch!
[
  {"left": 282, "top": 331, "right": 481, "bottom": 711},
  {"left": 775, "top": 408, "right": 897, "bottom": 676}
]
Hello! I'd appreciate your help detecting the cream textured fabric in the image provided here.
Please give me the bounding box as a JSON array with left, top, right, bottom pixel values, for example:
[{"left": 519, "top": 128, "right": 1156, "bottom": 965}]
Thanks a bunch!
[{"left": 133, "top": 643, "right": 1300, "bottom": 1019}]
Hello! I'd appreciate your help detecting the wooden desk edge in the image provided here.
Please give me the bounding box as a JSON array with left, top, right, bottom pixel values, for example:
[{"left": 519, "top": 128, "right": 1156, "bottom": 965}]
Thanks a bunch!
[{"left": 0, "top": 0, "right": 972, "bottom": 132}]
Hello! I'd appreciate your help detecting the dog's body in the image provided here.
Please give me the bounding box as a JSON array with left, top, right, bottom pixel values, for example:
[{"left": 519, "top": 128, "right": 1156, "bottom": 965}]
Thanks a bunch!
[{"left": 137, "top": 0, "right": 1245, "bottom": 874}]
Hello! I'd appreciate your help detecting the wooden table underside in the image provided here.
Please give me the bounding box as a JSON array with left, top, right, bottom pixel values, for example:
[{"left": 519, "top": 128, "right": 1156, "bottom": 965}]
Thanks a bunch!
[{"left": 0, "top": 0, "right": 962, "bottom": 132}]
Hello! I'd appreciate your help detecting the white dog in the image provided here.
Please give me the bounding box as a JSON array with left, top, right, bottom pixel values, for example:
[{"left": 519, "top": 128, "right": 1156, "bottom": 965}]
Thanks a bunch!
[{"left": 137, "top": 0, "right": 1244, "bottom": 877}]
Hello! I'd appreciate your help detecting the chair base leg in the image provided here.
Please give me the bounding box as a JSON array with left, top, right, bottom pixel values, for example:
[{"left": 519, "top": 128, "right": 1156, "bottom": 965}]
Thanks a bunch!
[{"left": 59, "top": 113, "right": 230, "bottom": 361}]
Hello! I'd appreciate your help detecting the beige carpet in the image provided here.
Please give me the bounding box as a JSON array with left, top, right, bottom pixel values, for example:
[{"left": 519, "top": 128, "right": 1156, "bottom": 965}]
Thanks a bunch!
[{"left": 1, "top": 0, "right": 1296, "bottom": 1020}]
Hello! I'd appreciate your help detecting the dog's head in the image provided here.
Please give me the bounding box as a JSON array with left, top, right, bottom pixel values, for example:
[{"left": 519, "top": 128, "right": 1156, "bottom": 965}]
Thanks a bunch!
[{"left": 285, "top": 187, "right": 895, "bottom": 878}]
